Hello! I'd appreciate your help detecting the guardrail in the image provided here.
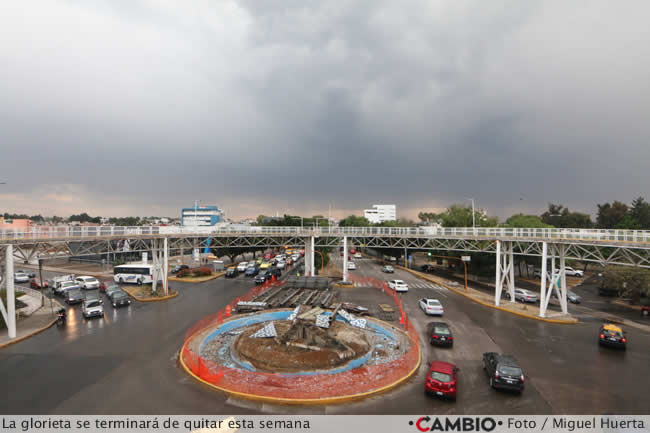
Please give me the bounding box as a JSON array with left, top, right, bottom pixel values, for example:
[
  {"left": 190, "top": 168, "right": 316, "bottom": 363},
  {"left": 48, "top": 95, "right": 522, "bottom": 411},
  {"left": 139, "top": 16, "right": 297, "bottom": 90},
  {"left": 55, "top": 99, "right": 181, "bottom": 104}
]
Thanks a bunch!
[{"left": 2, "top": 225, "right": 650, "bottom": 244}]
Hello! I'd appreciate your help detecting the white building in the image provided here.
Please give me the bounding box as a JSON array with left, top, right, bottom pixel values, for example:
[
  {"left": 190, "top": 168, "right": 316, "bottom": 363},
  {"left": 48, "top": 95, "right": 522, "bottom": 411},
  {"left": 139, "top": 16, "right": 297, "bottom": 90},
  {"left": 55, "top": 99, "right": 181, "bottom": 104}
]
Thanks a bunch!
[
  {"left": 364, "top": 204, "right": 397, "bottom": 224},
  {"left": 181, "top": 205, "right": 224, "bottom": 226}
]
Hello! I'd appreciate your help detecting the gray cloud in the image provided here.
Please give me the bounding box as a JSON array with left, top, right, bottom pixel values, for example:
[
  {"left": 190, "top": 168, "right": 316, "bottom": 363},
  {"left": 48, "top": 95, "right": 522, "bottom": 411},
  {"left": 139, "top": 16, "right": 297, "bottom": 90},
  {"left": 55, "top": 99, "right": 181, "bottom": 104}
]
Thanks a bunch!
[{"left": 1, "top": 1, "right": 649, "bottom": 220}]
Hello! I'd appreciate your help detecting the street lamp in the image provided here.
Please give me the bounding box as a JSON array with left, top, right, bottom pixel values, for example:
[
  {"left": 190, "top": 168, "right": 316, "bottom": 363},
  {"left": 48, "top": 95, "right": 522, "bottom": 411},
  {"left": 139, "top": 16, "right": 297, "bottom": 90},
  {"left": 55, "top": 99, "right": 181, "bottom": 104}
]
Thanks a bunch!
[{"left": 466, "top": 198, "right": 475, "bottom": 229}]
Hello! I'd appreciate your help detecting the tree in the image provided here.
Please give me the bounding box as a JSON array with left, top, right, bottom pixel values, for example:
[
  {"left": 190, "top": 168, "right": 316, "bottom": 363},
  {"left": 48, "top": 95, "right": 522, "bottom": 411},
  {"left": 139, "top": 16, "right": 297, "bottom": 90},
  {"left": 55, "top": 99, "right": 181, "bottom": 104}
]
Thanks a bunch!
[
  {"left": 541, "top": 203, "right": 593, "bottom": 228},
  {"left": 338, "top": 215, "right": 371, "bottom": 227},
  {"left": 596, "top": 201, "right": 629, "bottom": 229},
  {"left": 504, "top": 214, "right": 553, "bottom": 228},
  {"left": 630, "top": 197, "right": 650, "bottom": 229},
  {"left": 437, "top": 204, "right": 498, "bottom": 227},
  {"left": 418, "top": 212, "right": 440, "bottom": 224}
]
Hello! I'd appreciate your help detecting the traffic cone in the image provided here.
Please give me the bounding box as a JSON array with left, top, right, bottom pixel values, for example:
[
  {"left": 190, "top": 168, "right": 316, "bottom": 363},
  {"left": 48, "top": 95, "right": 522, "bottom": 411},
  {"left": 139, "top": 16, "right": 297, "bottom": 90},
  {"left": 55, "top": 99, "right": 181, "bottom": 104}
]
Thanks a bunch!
[
  {"left": 225, "top": 305, "right": 232, "bottom": 317},
  {"left": 399, "top": 314, "right": 404, "bottom": 325}
]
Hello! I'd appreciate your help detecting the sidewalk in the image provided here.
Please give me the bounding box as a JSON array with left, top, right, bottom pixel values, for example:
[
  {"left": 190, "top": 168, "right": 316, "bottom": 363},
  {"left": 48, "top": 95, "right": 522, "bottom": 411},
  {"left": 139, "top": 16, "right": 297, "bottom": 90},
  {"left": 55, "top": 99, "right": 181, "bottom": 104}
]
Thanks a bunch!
[
  {"left": 20, "top": 263, "right": 113, "bottom": 278},
  {"left": 1, "top": 296, "right": 62, "bottom": 348}
]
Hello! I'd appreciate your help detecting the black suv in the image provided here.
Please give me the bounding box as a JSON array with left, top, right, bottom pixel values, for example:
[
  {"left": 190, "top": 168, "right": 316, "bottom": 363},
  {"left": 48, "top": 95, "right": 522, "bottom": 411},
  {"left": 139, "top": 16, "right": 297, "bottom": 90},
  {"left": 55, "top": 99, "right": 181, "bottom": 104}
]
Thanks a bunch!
[{"left": 482, "top": 352, "right": 525, "bottom": 393}]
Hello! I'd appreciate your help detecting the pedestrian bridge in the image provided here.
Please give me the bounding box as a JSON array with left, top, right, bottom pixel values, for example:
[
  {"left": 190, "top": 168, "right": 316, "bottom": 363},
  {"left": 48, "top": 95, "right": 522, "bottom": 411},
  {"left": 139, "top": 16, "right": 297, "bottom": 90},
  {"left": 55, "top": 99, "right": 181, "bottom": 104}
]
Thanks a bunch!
[{"left": 2, "top": 225, "right": 650, "bottom": 339}]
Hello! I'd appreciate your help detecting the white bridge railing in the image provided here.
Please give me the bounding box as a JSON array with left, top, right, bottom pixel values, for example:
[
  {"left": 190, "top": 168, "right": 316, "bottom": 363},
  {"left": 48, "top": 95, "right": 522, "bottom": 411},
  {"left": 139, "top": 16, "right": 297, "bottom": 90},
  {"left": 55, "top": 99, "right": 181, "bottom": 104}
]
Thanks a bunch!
[{"left": 2, "top": 225, "right": 650, "bottom": 244}]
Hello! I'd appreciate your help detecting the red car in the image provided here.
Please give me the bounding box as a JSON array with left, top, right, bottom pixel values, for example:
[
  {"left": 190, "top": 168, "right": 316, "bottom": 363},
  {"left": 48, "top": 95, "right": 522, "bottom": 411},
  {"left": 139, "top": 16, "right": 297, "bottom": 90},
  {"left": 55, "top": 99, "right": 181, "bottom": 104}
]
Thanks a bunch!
[
  {"left": 350, "top": 248, "right": 357, "bottom": 255},
  {"left": 642, "top": 305, "right": 649, "bottom": 318},
  {"left": 30, "top": 278, "right": 48, "bottom": 289},
  {"left": 264, "top": 253, "right": 272, "bottom": 260},
  {"left": 98, "top": 280, "right": 112, "bottom": 292},
  {"left": 299, "top": 249, "right": 305, "bottom": 256},
  {"left": 425, "top": 361, "right": 459, "bottom": 399}
]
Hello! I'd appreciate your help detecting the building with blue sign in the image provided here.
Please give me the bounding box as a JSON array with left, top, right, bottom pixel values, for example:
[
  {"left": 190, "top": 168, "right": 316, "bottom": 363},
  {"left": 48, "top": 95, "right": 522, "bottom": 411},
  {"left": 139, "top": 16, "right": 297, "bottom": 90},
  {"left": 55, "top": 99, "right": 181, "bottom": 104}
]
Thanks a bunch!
[{"left": 181, "top": 205, "right": 224, "bottom": 226}]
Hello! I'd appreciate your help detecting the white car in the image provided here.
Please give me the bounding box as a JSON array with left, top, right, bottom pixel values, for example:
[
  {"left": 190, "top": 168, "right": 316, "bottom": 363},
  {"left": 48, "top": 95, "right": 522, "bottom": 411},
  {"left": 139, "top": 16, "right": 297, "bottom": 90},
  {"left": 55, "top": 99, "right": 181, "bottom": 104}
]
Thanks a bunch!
[
  {"left": 55, "top": 280, "right": 81, "bottom": 296},
  {"left": 236, "top": 262, "right": 249, "bottom": 272},
  {"left": 563, "top": 267, "right": 584, "bottom": 277},
  {"left": 75, "top": 276, "right": 99, "bottom": 290},
  {"left": 388, "top": 280, "right": 409, "bottom": 292},
  {"left": 347, "top": 261, "right": 357, "bottom": 270},
  {"left": 354, "top": 252, "right": 362, "bottom": 259},
  {"left": 419, "top": 298, "right": 444, "bottom": 315},
  {"left": 276, "top": 261, "right": 286, "bottom": 269},
  {"left": 14, "top": 272, "right": 30, "bottom": 283}
]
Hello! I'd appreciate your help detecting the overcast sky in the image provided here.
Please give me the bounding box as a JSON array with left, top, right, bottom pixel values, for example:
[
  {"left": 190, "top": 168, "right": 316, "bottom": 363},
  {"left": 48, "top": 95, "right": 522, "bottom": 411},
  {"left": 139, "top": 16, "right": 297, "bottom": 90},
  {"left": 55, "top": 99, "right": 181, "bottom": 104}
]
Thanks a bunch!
[{"left": 1, "top": 1, "right": 649, "bottom": 221}]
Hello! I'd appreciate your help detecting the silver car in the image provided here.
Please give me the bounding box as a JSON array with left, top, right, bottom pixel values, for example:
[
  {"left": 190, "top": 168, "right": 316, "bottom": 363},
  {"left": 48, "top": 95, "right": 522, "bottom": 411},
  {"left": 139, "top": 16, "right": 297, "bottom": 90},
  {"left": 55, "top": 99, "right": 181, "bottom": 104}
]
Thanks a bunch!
[
  {"left": 82, "top": 298, "right": 104, "bottom": 319},
  {"left": 75, "top": 276, "right": 100, "bottom": 290}
]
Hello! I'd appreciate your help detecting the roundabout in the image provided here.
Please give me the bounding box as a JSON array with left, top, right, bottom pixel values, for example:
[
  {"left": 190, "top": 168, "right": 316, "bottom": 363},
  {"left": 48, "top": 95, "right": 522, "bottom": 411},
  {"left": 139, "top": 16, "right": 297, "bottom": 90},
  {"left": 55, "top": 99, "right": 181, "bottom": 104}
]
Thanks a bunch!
[{"left": 180, "top": 306, "right": 420, "bottom": 404}]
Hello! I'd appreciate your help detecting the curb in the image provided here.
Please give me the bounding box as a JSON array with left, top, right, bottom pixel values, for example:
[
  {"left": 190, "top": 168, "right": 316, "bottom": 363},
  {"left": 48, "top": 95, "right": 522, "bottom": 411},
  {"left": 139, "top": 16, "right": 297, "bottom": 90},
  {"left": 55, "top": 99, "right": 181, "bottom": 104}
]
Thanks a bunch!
[
  {"left": 168, "top": 273, "right": 224, "bottom": 283},
  {"left": 0, "top": 317, "right": 57, "bottom": 349},
  {"left": 333, "top": 283, "right": 354, "bottom": 288},
  {"left": 397, "top": 266, "right": 578, "bottom": 325},
  {"left": 178, "top": 318, "right": 421, "bottom": 405},
  {"left": 122, "top": 287, "right": 179, "bottom": 302}
]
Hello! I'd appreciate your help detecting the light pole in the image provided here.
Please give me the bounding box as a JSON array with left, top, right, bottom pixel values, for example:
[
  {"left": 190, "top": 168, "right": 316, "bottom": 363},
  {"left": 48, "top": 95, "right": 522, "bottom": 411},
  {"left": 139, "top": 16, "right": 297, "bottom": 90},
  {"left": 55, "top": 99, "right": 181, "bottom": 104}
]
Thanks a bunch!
[{"left": 466, "top": 198, "right": 475, "bottom": 229}]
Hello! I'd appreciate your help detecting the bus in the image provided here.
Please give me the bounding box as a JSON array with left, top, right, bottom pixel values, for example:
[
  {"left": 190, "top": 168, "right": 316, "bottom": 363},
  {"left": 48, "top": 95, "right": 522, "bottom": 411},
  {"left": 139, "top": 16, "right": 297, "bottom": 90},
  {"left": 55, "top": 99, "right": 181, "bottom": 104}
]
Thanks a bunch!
[{"left": 113, "top": 264, "right": 154, "bottom": 285}]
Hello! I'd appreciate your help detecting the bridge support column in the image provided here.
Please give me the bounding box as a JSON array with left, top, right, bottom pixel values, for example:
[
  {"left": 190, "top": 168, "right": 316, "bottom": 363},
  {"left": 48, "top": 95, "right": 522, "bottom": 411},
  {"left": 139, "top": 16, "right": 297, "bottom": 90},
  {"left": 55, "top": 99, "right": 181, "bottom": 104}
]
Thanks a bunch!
[
  {"left": 304, "top": 238, "right": 312, "bottom": 277},
  {"left": 151, "top": 239, "right": 159, "bottom": 295},
  {"left": 2, "top": 245, "right": 17, "bottom": 339},
  {"left": 310, "top": 236, "right": 315, "bottom": 277},
  {"left": 163, "top": 237, "right": 169, "bottom": 296},
  {"left": 494, "top": 240, "right": 515, "bottom": 306},
  {"left": 342, "top": 236, "right": 348, "bottom": 283},
  {"left": 540, "top": 243, "right": 567, "bottom": 317}
]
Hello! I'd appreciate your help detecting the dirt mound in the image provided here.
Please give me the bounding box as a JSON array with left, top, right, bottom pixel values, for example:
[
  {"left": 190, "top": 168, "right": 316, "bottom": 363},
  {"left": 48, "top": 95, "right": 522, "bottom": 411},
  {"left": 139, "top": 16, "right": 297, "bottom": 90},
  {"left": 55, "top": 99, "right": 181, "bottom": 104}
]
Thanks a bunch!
[{"left": 234, "top": 320, "right": 371, "bottom": 373}]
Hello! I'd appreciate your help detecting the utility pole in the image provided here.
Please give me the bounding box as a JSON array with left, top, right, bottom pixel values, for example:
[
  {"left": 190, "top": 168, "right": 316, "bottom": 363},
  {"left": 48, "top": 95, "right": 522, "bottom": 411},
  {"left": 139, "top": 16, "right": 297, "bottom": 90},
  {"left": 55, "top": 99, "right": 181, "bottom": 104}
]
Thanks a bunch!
[{"left": 466, "top": 198, "right": 476, "bottom": 229}]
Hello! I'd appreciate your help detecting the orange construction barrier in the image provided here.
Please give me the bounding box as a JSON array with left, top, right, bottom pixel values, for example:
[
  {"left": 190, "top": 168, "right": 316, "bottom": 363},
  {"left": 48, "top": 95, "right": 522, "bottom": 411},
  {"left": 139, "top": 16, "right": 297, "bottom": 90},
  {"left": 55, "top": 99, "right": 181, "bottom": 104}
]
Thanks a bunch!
[{"left": 225, "top": 305, "right": 231, "bottom": 317}]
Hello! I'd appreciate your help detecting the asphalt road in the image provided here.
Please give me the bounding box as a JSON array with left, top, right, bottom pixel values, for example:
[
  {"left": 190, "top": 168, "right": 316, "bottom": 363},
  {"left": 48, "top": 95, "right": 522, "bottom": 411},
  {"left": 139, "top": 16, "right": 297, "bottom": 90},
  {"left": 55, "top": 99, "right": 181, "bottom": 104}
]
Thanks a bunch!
[{"left": 1, "top": 258, "right": 649, "bottom": 415}]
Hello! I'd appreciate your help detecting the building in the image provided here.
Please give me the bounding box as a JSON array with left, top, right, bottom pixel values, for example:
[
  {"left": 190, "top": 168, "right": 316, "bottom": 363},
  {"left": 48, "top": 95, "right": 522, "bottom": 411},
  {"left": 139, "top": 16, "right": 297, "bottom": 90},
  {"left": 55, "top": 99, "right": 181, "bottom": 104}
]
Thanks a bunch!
[
  {"left": 181, "top": 205, "right": 224, "bottom": 226},
  {"left": 364, "top": 204, "right": 397, "bottom": 224},
  {"left": 0, "top": 218, "right": 33, "bottom": 229}
]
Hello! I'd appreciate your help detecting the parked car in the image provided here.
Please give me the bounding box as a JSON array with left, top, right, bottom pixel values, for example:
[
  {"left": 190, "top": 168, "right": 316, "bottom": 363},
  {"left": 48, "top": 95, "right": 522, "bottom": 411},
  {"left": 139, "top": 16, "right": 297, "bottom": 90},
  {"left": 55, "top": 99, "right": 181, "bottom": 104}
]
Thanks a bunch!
[
  {"left": 225, "top": 267, "right": 237, "bottom": 278},
  {"left": 55, "top": 281, "right": 81, "bottom": 296},
  {"left": 425, "top": 361, "right": 458, "bottom": 400},
  {"left": 236, "top": 262, "right": 249, "bottom": 272},
  {"left": 171, "top": 264, "right": 189, "bottom": 274},
  {"left": 482, "top": 352, "right": 525, "bottom": 393},
  {"left": 16, "top": 269, "right": 36, "bottom": 278},
  {"left": 75, "top": 276, "right": 99, "bottom": 290},
  {"left": 563, "top": 267, "right": 584, "bottom": 277},
  {"left": 382, "top": 265, "right": 394, "bottom": 273},
  {"left": 429, "top": 322, "right": 453, "bottom": 346},
  {"left": 598, "top": 286, "right": 620, "bottom": 297},
  {"left": 244, "top": 266, "right": 259, "bottom": 277},
  {"left": 419, "top": 298, "right": 444, "bottom": 316},
  {"left": 104, "top": 284, "right": 122, "bottom": 298},
  {"left": 347, "top": 261, "right": 357, "bottom": 270},
  {"left": 64, "top": 289, "right": 84, "bottom": 305},
  {"left": 642, "top": 305, "right": 650, "bottom": 317},
  {"left": 108, "top": 289, "right": 131, "bottom": 308},
  {"left": 388, "top": 280, "right": 408, "bottom": 292},
  {"left": 30, "top": 278, "right": 48, "bottom": 289},
  {"left": 506, "top": 288, "right": 539, "bottom": 303},
  {"left": 14, "top": 272, "right": 30, "bottom": 284},
  {"left": 599, "top": 324, "right": 626, "bottom": 350},
  {"left": 82, "top": 298, "right": 104, "bottom": 319}
]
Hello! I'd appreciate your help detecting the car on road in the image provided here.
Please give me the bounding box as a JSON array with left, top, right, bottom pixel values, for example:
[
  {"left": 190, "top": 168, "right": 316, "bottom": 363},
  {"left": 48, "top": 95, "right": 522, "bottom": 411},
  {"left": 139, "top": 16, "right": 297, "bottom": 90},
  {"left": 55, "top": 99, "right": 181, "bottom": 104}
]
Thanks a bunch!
[
  {"left": 425, "top": 361, "right": 458, "bottom": 399},
  {"left": 505, "top": 288, "right": 539, "bottom": 303},
  {"left": 30, "top": 278, "right": 48, "bottom": 290},
  {"left": 263, "top": 252, "right": 272, "bottom": 260},
  {"left": 244, "top": 266, "right": 259, "bottom": 277},
  {"left": 16, "top": 269, "right": 36, "bottom": 278},
  {"left": 420, "top": 264, "right": 435, "bottom": 273},
  {"left": 388, "top": 280, "right": 409, "bottom": 292},
  {"left": 236, "top": 262, "right": 249, "bottom": 272},
  {"left": 225, "top": 267, "right": 237, "bottom": 278},
  {"left": 382, "top": 265, "right": 394, "bottom": 273},
  {"left": 354, "top": 252, "right": 362, "bottom": 259},
  {"left": 171, "top": 264, "right": 189, "bottom": 274},
  {"left": 642, "top": 305, "right": 650, "bottom": 317},
  {"left": 259, "top": 262, "right": 272, "bottom": 270},
  {"left": 82, "top": 298, "right": 104, "bottom": 319},
  {"left": 276, "top": 261, "right": 286, "bottom": 270},
  {"left": 347, "top": 261, "right": 356, "bottom": 270},
  {"left": 64, "top": 289, "right": 84, "bottom": 305},
  {"left": 553, "top": 290, "right": 582, "bottom": 304},
  {"left": 14, "top": 272, "right": 30, "bottom": 283},
  {"left": 108, "top": 289, "right": 131, "bottom": 308},
  {"left": 55, "top": 280, "right": 81, "bottom": 296},
  {"left": 269, "top": 267, "right": 282, "bottom": 278},
  {"left": 75, "top": 276, "right": 100, "bottom": 290},
  {"left": 292, "top": 254, "right": 300, "bottom": 262},
  {"left": 104, "top": 284, "right": 122, "bottom": 299},
  {"left": 256, "top": 258, "right": 264, "bottom": 265},
  {"left": 599, "top": 324, "right": 626, "bottom": 350},
  {"left": 254, "top": 273, "right": 268, "bottom": 284},
  {"left": 482, "top": 353, "right": 525, "bottom": 393},
  {"left": 563, "top": 267, "right": 584, "bottom": 277},
  {"left": 419, "top": 298, "right": 444, "bottom": 316},
  {"left": 429, "top": 322, "right": 453, "bottom": 346}
]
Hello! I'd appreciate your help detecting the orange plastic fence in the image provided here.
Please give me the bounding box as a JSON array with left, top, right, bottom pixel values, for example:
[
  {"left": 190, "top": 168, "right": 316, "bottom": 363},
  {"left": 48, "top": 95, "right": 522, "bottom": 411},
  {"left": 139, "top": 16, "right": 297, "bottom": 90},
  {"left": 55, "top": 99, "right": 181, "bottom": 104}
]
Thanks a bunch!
[{"left": 182, "top": 276, "right": 419, "bottom": 400}]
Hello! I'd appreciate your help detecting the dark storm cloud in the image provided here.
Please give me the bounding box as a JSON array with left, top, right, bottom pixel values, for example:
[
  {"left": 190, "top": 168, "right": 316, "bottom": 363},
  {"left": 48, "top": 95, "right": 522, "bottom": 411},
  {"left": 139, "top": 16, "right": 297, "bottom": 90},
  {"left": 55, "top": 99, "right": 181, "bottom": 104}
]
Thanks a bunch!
[{"left": 1, "top": 1, "right": 649, "bottom": 219}]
